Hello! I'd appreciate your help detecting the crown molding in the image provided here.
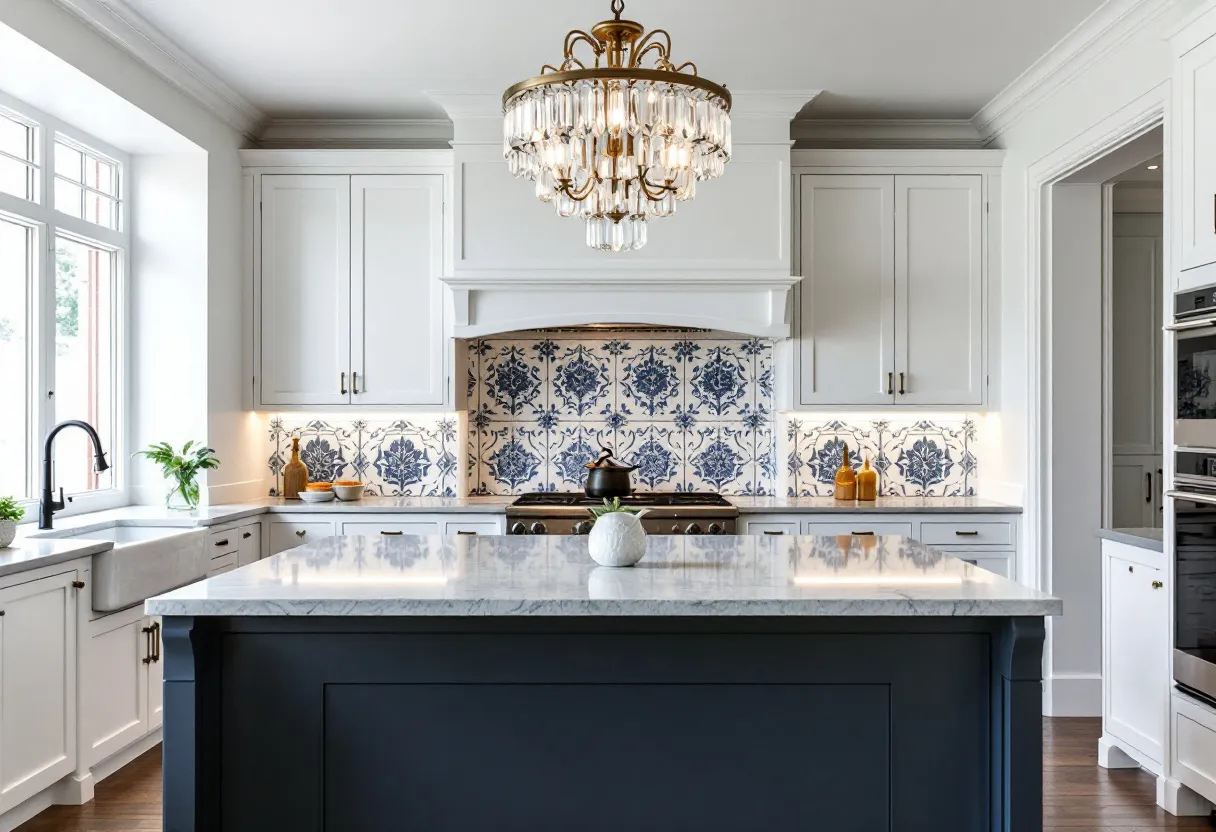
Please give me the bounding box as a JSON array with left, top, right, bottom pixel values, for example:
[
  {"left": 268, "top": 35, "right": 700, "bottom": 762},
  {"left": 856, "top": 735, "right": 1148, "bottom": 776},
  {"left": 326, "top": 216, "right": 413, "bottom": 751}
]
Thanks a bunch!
[
  {"left": 971, "top": 0, "right": 1176, "bottom": 143},
  {"left": 50, "top": 0, "right": 266, "bottom": 139},
  {"left": 258, "top": 119, "right": 453, "bottom": 149},
  {"left": 791, "top": 119, "right": 984, "bottom": 149}
]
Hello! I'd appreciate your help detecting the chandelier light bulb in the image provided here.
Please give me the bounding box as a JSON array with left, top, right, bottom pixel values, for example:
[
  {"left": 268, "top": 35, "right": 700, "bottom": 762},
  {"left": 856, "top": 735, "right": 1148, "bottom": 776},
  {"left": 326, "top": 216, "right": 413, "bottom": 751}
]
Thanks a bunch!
[{"left": 501, "top": 0, "right": 731, "bottom": 251}]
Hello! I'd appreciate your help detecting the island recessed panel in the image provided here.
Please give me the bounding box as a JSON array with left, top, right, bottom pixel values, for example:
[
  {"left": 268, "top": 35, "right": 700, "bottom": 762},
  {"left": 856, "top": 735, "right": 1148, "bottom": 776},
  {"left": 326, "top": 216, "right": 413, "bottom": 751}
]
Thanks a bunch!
[{"left": 323, "top": 683, "right": 890, "bottom": 831}]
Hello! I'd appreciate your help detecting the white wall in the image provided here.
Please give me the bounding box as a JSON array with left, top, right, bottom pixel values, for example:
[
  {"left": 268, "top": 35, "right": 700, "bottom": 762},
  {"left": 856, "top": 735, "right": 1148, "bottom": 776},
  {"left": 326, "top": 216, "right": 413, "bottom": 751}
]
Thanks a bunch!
[
  {"left": 0, "top": 0, "right": 261, "bottom": 503},
  {"left": 986, "top": 4, "right": 1178, "bottom": 715},
  {"left": 1049, "top": 183, "right": 1105, "bottom": 715}
]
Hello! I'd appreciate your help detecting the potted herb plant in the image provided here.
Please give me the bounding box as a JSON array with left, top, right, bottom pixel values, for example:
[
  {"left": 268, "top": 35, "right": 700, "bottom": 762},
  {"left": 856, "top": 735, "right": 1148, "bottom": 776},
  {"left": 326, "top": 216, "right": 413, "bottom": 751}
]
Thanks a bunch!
[
  {"left": 134, "top": 441, "right": 220, "bottom": 511},
  {"left": 587, "top": 497, "right": 649, "bottom": 567},
  {"left": 0, "top": 497, "right": 23, "bottom": 548}
]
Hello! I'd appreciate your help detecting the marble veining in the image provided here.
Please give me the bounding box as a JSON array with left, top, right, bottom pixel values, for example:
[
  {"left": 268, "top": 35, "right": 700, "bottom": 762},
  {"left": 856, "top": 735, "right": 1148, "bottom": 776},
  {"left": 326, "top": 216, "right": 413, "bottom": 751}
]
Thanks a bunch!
[{"left": 146, "top": 534, "right": 1060, "bottom": 618}]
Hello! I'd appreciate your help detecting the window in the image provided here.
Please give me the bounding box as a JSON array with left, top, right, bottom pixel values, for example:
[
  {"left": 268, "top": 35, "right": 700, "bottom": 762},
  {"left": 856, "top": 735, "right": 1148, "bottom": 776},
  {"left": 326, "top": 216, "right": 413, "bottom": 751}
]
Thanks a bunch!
[{"left": 0, "top": 94, "right": 126, "bottom": 512}]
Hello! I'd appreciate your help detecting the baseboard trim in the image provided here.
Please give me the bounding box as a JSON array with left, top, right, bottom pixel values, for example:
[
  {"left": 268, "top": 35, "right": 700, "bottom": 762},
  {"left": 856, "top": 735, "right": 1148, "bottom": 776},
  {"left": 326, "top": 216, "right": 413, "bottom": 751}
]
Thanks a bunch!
[
  {"left": 1045, "top": 673, "right": 1103, "bottom": 716},
  {"left": 0, "top": 731, "right": 162, "bottom": 832}
]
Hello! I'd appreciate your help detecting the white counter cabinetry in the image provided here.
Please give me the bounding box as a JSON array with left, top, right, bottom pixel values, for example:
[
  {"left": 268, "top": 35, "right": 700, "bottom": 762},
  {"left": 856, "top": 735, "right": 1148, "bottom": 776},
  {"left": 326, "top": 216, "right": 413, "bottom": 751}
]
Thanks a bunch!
[
  {"left": 267, "top": 514, "right": 507, "bottom": 555},
  {"left": 245, "top": 151, "right": 452, "bottom": 410},
  {"left": 1099, "top": 538, "right": 1167, "bottom": 775},
  {"left": 790, "top": 151, "right": 1002, "bottom": 408},
  {"left": 740, "top": 513, "right": 1017, "bottom": 578},
  {"left": 0, "top": 565, "right": 80, "bottom": 815},
  {"left": 84, "top": 605, "right": 161, "bottom": 768}
]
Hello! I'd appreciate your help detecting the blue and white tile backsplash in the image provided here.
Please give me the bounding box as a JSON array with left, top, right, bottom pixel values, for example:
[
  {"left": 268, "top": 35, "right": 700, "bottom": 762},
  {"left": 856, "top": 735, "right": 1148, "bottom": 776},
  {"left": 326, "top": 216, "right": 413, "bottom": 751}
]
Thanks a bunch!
[
  {"left": 780, "top": 415, "right": 979, "bottom": 497},
  {"left": 268, "top": 414, "right": 465, "bottom": 497},
  {"left": 467, "top": 334, "right": 776, "bottom": 495}
]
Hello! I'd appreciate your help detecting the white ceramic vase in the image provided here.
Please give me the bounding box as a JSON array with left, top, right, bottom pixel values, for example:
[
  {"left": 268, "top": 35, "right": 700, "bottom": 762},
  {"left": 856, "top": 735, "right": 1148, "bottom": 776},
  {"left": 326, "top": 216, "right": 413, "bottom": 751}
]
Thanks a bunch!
[
  {"left": 0, "top": 519, "right": 15, "bottom": 549},
  {"left": 588, "top": 510, "right": 648, "bottom": 567}
]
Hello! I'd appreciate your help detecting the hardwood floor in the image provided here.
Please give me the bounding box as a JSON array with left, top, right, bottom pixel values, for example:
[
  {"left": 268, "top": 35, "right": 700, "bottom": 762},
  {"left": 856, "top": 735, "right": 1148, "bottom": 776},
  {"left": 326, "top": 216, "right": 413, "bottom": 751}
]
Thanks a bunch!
[{"left": 13, "top": 719, "right": 1214, "bottom": 831}]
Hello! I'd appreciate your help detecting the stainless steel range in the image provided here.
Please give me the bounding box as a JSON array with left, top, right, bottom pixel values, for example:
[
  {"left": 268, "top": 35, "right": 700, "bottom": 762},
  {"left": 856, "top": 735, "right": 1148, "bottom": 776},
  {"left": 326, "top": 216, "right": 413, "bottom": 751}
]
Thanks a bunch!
[{"left": 507, "top": 493, "right": 738, "bottom": 536}]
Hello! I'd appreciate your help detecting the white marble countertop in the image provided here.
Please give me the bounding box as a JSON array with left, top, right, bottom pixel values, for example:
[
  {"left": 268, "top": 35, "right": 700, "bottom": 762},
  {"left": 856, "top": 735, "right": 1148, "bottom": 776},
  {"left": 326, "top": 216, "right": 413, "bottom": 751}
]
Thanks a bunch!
[
  {"left": 730, "top": 496, "right": 1022, "bottom": 513},
  {"left": 146, "top": 534, "right": 1060, "bottom": 618},
  {"left": 0, "top": 537, "right": 114, "bottom": 579},
  {"left": 1096, "top": 527, "right": 1164, "bottom": 553}
]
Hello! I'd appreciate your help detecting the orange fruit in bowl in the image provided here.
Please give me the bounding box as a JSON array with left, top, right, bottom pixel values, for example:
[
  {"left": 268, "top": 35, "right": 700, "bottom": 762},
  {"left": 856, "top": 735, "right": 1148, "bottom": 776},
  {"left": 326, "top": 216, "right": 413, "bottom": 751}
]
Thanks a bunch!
[
  {"left": 334, "top": 480, "right": 362, "bottom": 487},
  {"left": 305, "top": 482, "right": 333, "bottom": 491}
]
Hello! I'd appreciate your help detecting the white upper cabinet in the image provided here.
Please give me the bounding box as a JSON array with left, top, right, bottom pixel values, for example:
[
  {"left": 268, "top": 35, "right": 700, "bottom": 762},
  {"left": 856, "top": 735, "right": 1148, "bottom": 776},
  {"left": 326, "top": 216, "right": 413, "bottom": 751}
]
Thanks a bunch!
[
  {"left": 792, "top": 160, "right": 991, "bottom": 408},
  {"left": 350, "top": 175, "right": 446, "bottom": 406},
  {"left": 1177, "top": 28, "right": 1216, "bottom": 281},
  {"left": 259, "top": 175, "right": 352, "bottom": 407},
  {"left": 247, "top": 152, "right": 452, "bottom": 410},
  {"left": 895, "top": 175, "right": 983, "bottom": 405},
  {"left": 796, "top": 175, "right": 896, "bottom": 406}
]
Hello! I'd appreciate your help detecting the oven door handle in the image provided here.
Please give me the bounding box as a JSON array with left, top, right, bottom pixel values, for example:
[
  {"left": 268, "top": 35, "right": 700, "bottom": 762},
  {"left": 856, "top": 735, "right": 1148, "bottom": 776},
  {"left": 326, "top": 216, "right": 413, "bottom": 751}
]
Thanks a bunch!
[
  {"left": 1167, "top": 489, "right": 1216, "bottom": 505},
  {"left": 1166, "top": 318, "right": 1216, "bottom": 331}
]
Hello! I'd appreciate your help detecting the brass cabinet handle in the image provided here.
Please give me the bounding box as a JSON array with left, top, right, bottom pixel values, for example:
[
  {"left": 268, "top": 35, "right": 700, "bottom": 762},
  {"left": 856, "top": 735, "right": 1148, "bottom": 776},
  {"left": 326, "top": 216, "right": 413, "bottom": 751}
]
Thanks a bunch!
[
  {"left": 242, "top": 531, "right": 252, "bottom": 539},
  {"left": 954, "top": 531, "right": 980, "bottom": 537},
  {"left": 214, "top": 539, "right": 229, "bottom": 548},
  {"left": 887, "top": 372, "right": 894, "bottom": 395},
  {"left": 851, "top": 531, "right": 876, "bottom": 536},
  {"left": 1152, "top": 580, "right": 1164, "bottom": 589},
  {"left": 295, "top": 530, "right": 306, "bottom": 538},
  {"left": 72, "top": 580, "right": 85, "bottom": 589},
  {"left": 763, "top": 530, "right": 785, "bottom": 535},
  {"left": 352, "top": 371, "right": 359, "bottom": 395},
  {"left": 340, "top": 371, "right": 347, "bottom": 395},
  {"left": 142, "top": 625, "right": 154, "bottom": 664},
  {"left": 899, "top": 372, "right": 906, "bottom": 395},
  {"left": 380, "top": 530, "right": 403, "bottom": 536}
]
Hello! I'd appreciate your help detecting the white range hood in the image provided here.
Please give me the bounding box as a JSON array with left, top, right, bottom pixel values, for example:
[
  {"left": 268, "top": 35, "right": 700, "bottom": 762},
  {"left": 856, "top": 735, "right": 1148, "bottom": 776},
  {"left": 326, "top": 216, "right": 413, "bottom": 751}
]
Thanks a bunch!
[{"left": 428, "top": 91, "right": 814, "bottom": 339}]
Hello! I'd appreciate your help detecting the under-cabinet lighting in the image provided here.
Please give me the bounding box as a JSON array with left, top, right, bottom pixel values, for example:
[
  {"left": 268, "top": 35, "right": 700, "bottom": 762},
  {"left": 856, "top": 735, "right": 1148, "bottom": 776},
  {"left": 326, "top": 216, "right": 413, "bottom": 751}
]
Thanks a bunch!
[{"left": 792, "top": 576, "right": 964, "bottom": 586}]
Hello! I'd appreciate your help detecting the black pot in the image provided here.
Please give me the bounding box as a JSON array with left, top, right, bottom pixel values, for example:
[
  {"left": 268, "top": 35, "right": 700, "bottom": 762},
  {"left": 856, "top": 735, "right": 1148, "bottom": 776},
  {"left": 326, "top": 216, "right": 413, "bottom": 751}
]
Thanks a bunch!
[{"left": 584, "top": 445, "right": 638, "bottom": 499}]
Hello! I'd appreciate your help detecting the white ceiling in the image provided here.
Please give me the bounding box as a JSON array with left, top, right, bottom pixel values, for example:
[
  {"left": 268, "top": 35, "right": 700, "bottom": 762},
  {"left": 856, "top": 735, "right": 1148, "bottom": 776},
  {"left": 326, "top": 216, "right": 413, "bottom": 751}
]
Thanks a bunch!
[{"left": 122, "top": 0, "right": 1105, "bottom": 121}]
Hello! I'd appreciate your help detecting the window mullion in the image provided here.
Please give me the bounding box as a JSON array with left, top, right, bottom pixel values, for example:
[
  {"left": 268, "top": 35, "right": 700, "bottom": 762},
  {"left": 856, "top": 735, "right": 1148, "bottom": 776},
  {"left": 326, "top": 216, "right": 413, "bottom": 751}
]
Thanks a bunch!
[{"left": 36, "top": 122, "right": 54, "bottom": 497}]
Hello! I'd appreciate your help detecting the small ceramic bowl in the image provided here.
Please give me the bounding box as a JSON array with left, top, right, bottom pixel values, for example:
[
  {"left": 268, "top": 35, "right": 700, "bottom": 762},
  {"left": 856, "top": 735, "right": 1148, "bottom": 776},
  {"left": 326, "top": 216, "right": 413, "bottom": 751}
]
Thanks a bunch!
[
  {"left": 298, "top": 489, "right": 335, "bottom": 503},
  {"left": 333, "top": 483, "right": 364, "bottom": 501}
]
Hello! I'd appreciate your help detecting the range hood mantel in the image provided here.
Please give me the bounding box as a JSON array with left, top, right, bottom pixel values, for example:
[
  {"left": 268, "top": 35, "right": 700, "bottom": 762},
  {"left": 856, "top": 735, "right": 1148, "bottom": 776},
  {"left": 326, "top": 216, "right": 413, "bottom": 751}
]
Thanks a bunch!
[{"left": 442, "top": 272, "right": 800, "bottom": 339}]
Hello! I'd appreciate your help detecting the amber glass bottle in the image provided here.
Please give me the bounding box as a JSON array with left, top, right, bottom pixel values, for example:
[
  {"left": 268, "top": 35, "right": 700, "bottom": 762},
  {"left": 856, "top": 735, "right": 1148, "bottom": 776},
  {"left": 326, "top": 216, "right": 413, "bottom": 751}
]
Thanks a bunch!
[
  {"left": 833, "top": 442, "right": 857, "bottom": 501},
  {"left": 857, "top": 455, "right": 878, "bottom": 502}
]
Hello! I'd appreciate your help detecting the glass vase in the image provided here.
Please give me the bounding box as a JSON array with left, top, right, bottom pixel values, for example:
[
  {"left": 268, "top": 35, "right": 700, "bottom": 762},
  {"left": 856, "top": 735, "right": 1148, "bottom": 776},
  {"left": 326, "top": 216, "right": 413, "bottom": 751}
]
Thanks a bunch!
[{"left": 166, "top": 473, "right": 200, "bottom": 511}]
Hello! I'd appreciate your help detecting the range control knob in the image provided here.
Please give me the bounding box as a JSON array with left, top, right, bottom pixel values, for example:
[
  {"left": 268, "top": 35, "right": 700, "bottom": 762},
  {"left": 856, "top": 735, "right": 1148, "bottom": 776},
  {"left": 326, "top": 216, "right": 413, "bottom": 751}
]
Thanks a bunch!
[
  {"left": 707, "top": 522, "right": 723, "bottom": 535},
  {"left": 573, "top": 520, "right": 593, "bottom": 535},
  {"left": 671, "top": 524, "right": 682, "bottom": 534},
  {"left": 510, "top": 522, "right": 528, "bottom": 535},
  {"left": 685, "top": 522, "right": 703, "bottom": 535},
  {"left": 530, "top": 522, "right": 547, "bottom": 535}
]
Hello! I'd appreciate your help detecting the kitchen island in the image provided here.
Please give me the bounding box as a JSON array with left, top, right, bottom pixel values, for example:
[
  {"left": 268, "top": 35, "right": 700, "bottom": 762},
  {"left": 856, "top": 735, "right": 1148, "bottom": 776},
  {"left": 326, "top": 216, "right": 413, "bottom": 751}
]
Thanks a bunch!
[{"left": 147, "top": 533, "right": 1059, "bottom": 832}]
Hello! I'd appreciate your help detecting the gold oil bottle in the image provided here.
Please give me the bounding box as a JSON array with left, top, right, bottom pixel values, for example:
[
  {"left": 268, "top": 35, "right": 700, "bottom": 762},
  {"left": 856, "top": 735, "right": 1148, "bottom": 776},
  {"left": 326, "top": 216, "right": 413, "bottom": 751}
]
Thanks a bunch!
[
  {"left": 857, "top": 454, "right": 878, "bottom": 502},
  {"left": 833, "top": 442, "right": 857, "bottom": 501}
]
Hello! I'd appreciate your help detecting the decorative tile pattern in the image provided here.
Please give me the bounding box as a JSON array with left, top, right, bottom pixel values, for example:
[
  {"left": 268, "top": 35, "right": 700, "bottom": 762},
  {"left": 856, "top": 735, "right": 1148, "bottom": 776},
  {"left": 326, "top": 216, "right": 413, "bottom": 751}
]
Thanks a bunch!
[
  {"left": 268, "top": 414, "right": 465, "bottom": 497},
  {"left": 781, "top": 415, "right": 979, "bottom": 497},
  {"left": 468, "top": 333, "right": 776, "bottom": 495}
]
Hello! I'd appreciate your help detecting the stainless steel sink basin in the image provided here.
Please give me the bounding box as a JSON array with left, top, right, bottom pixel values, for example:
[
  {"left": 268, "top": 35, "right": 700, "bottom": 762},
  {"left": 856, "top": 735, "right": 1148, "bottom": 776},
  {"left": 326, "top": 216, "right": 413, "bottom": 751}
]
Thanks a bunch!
[{"left": 53, "top": 525, "right": 207, "bottom": 612}]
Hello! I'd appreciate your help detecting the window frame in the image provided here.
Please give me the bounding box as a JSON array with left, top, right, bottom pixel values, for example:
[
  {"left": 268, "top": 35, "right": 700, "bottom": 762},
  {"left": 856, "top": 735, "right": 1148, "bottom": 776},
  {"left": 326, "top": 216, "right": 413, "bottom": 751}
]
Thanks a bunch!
[{"left": 0, "top": 89, "right": 129, "bottom": 519}]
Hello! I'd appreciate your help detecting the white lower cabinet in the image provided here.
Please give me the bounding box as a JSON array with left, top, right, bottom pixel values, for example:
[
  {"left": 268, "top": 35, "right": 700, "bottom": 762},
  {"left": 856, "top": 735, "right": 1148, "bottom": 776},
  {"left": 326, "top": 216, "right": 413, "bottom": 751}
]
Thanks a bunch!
[
  {"left": 954, "top": 552, "right": 1012, "bottom": 579},
  {"left": 340, "top": 521, "right": 440, "bottom": 537},
  {"left": 0, "top": 569, "right": 79, "bottom": 815},
  {"left": 269, "top": 520, "right": 337, "bottom": 555},
  {"left": 1100, "top": 539, "right": 1167, "bottom": 773},
  {"left": 801, "top": 520, "right": 914, "bottom": 537},
  {"left": 740, "top": 520, "right": 799, "bottom": 536},
  {"left": 84, "top": 606, "right": 161, "bottom": 766}
]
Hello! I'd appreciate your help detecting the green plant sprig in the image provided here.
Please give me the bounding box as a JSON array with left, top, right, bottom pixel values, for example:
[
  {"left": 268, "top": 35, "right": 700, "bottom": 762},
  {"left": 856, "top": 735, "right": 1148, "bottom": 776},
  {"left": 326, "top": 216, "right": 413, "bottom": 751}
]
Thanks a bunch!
[
  {"left": 0, "top": 496, "right": 25, "bottom": 522},
  {"left": 587, "top": 497, "right": 642, "bottom": 519},
  {"left": 134, "top": 440, "right": 220, "bottom": 481}
]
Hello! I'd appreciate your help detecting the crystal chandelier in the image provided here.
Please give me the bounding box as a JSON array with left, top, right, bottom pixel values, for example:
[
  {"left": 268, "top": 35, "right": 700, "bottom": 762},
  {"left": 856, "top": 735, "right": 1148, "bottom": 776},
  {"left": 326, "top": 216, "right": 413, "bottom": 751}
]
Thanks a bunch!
[{"left": 502, "top": 0, "right": 731, "bottom": 252}]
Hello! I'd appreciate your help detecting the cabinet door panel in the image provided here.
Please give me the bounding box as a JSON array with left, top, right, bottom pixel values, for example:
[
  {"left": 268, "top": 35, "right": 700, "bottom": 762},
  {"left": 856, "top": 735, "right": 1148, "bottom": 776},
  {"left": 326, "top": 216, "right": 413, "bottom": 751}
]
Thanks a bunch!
[
  {"left": 1112, "top": 219, "right": 1164, "bottom": 455},
  {"left": 351, "top": 175, "right": 446, "bottom": 406},
  {"left": 269, "top": 521, "right": 337, "bottom": 555},
  {"left": 895, "top": 175, "right": 983, "bottom": 405},
  {"left": 259, "top": 175, "right": 351, "bottom": 406},
  {"left": 1111, "top": 458, "right": 1157, "bottom": 529},
  {"left": 797, "top": 175, "right": 895, "bottom": 406},
  {"left": 86, "top": 609, "right": 148, "bottom": 765},
  {"left": 1180, "top": 36, "right": 1216, "bottom": 271},
  {"left": 1105, "top": 554, "right": 1166, "bottom": 763},
  {"left": 237, "top": 524, "right": 261, "bottom": 567},
  {"left": 0, "top": 571, "right": 77, "bottom": 813}
]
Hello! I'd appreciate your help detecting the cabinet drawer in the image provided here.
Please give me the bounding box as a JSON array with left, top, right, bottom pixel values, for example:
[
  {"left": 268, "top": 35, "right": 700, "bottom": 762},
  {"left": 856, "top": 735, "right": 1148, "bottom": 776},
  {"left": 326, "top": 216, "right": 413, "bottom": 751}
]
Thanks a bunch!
[
  {"left": 801, "top": 521, "right": 913, "bottom": 538},
  {"left": 208, "top": 528, "right": 238, "bottom": 556},
  {"left": 269, "top": 521, "right": 336, "bottom": 554},
  {"left": 743, "top": 522, "right": 799, "bottom": 536},
  {"left": 340, "top": 521, "right": 440, "bottom": 537},
  {"left": 1174, "top": 695, "right": 1216, "bottom": 804},
  {"left": 237, "top": 524, "right": 261, "bottom": 567},
  {"left": 920, "top": 522, "right": 1012, "bottom": 547},
  {"left": 954, "top": 552, "right": 1011, "bottom": 579},
  {"left": 207, "top": 552, "right": 237, "bottom": 577},
  {"left": 442, "top": 520, "right": 501, "bottom": 536}
]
